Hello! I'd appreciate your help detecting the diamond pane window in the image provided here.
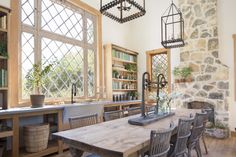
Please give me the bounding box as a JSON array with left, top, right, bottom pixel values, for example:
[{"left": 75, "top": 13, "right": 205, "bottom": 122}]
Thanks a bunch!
[
  {"left": 41, "top": 38, "right": 84, "bottom": 98},
  {"left": 21, "top": 0, "right": 35, "bottom": 26},
  {"left": 152, "top": 53, "right": 169, "bottom": 94},
  {"left": 88, "top": 49, "right": 95, "bottom": 97},
  {"left": 87, "top": 18, "right": 94, "bottom": 44},
  {"left": 21, "top": 32, "right": 35, "bottom": 98},
  {"left": 20, "top": 0, "right": 97, "bottom": 100},
  {"left": 41, "top": 0, "right": 83, "bottom": 41}
]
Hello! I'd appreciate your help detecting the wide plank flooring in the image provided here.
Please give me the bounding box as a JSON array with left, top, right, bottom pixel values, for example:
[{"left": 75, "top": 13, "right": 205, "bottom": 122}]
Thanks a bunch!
[{"left": 49, "top": 136, "right": 236, "bottom": 157}]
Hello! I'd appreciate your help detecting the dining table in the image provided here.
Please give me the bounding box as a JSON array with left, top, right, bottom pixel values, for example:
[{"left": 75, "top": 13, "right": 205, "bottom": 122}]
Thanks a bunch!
[{"left": 53, "top": 108, "right": 200, "bottom": 157}]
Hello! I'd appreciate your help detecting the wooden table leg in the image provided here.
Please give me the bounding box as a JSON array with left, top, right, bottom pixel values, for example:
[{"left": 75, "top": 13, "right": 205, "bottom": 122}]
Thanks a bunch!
[{"left": 70, "top": 147, "right": 84, "bottom": 157}]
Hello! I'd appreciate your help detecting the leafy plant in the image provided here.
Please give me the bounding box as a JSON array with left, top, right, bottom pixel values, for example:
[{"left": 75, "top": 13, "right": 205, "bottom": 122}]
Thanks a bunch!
[
  {"left": 215, "top": 119, "right": 228, "bottom": 129},
  {"left": 112, "top": 70, "right": 119, "bottom": 78},
  {"left": 125, "top": 64, "right": 137, "bottom": 72},
  {"left": 0, "top": 42, "right": 8, "bottom": 58},
  {"left": 26, "top": 63, "right": 53, "bottom": 94},
  {"left": 173, "top": 67, "right": 181, "bottom": 78},
  {"left": 181, "top": 67, "right": 192, "bottom": 79}
]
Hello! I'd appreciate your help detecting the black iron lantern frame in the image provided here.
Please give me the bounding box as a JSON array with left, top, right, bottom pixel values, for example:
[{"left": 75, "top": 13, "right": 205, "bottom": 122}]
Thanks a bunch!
[
  {"left": 100, "top": 0, "right": 146, "bottom": 24},
  {"left": 161, "top": 1, "right": 185, "bottom": 49}
]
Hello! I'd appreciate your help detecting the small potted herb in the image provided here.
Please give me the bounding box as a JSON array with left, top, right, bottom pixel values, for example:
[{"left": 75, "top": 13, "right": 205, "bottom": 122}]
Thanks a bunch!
[
  {"left": 112, "top": 70, "right": 119, "bottom": 78},
  {"left": 173, "top": 67, "right": 181, "bottom": 83},
  {"left": 180, "top": 67, "right": 192, "bottom": 82},
  {"left": 134, "top": 92, "right": 139, "bottom": 100},
  {"left": 205, "top": 120, "right": 229, "bottom": 139},
  {"left": 125, "top": 64, "right": 137, "bottom": 72},
  {"left": 0, "top": 42, "right": 8, "bottom": 58},
  {"left": 26, "top": 63, "right": 53, "bottom": 108}
]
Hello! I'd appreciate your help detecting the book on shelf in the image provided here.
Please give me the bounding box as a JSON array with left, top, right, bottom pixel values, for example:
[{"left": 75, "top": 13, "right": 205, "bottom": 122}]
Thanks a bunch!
[
  {"left": 0, "top": 16, "right": 7, "bottom": 29},
  {"left": 0, "top": 69, "right": 7, "bottom": 87},
  {"left": 112, "top": 49, "right": 136, "bottom": 62}
]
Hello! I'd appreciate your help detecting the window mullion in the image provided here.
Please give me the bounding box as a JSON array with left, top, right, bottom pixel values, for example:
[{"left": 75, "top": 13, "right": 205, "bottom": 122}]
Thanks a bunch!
[
  {"left": 34, "top": 0, "right": 41, "bottom": 65},
  {"left": 83, "top": 11, "right": 88, "bottom": 98}
]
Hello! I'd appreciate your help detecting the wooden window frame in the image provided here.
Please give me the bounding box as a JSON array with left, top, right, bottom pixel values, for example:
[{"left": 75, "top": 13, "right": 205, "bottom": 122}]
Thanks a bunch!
[
  {"left": 9, "top": 0, "right": 102, "bottom": 107},
  {"left": 146, "top": 48, "right": 171, "bottom": 93},
  {"left": 233, "top": 34, "right": 236, "bottom": 101}
]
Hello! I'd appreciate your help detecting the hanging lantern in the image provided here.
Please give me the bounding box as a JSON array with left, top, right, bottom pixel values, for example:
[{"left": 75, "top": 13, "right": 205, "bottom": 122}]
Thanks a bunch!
[
  {"left": 100, "top": 0, "right": 146, "bottom": 24},
  {"left": 161, "top": 0, "right": 185, "bottom": 49}
]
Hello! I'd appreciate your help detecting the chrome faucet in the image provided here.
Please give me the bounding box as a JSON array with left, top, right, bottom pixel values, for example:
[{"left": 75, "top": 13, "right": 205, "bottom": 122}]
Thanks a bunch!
[{"left": 71, "top": 83, "right": 77, "bottom": 104}]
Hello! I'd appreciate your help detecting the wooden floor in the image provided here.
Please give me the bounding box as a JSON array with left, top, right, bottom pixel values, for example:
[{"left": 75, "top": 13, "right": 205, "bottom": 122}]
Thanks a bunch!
[{"left": 50, "top": 136, "right": 236, "bottom": 157}]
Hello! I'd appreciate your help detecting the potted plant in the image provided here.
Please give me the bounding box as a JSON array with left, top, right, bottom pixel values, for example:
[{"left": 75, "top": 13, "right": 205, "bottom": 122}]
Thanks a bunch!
[
  {"left": 125, "top": 64, "right": 137, "bottom": 72},
  {"left": 112, "top": 70, "right": 119, "bottom": 78},
  {"left": 205, "top": 120, "right": 229, "bottom": 139},
  {"left": 26, "top": 63, "right": 53, "bottom": 108},
  {"left": 180, "top": 67, "right": 192, "bottom": 82},
  {"left": 0, "top": 41, "right": 8, "bottom": 58},
  {"left": 134, "top": 92, "right": 139, "bottom": 100},
  {"left": 173, "top": 67, "right": 181, "bottom": 83}
]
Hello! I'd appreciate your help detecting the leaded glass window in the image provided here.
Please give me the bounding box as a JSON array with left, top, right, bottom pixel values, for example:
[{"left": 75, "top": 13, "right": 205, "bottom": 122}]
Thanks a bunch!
[
  {"left": 151, "top": 52, "right": 169, "bottom": 94},
  {"left": 20, "top": 0, "right": 97, "bottom": 100}
]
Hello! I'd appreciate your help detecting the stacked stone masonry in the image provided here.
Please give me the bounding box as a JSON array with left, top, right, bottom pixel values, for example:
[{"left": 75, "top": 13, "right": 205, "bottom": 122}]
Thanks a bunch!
[{"left": 174, "top": 0, "right": 229, "bottom": 125}]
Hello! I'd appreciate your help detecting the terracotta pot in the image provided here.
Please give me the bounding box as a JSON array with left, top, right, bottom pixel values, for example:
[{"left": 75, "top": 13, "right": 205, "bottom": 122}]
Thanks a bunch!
[
  {"left": 174, "top": 79, "right": 180, "bottom": 83},
  {"left": 180, "top": 78, "right": 186, "bottom": 83},
  {"left": 186, "top": 77, "right": 193, "bottom": 82},
  {"left": 30, "top": 95, "right": 45, "bottom": 108}
]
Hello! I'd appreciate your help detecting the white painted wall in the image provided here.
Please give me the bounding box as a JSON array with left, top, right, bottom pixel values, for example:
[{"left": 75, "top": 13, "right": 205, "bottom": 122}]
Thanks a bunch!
[
  {"left": 0, "top": 0, "right": 10, "bottom": 8},
  {"left": 125, "top": 0, "right": 180, "bottom": 94},
  {"left": 81, "top": 0, "right": 131, "bottom": 48},
  {"left": 218, "top": 0, "right": 236, "bottom": 131}
]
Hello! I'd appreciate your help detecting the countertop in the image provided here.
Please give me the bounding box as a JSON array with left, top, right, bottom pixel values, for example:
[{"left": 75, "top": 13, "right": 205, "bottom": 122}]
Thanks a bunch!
[{"left": 0, "top": 100, "right": 141, "bottom": 116}]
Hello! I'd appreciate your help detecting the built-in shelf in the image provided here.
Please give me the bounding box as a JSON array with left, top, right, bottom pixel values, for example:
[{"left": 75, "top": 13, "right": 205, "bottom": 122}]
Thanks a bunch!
[
  {"left": 0, "top": 87, "right": 8, "bottom": 90},
  {"left": 112, "top": 78, "right": 137, "bottom": 82},
  {"left": 0, "top": 56, "right": 8, "bottom": 60},
  {"left": 112, "top": 57, "right": 137, "bottom": 64},
  {"left": 0, "top": 28, "right": 7, "bottom": 33},
  {"left": 113, "top": 89, "right": 137, "bottom": 92},
  {"left": 0, "top": 6, "right": 9, "bottom": 110},
  {"left": 112, "top": 67, "right": 136, "bottom": 73},
  {"left": 20, "top": 142, "right": 58, "bottom": 157},
  {"left": 0, "top": 130, "right": 13, "bottom": 138}
]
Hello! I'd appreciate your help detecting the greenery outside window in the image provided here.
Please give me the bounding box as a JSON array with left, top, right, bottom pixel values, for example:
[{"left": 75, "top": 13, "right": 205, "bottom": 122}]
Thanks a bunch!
[
  {"left": 20, "top": 0, "right": 97, "bottom": 101},
  {"left": 146, "top": 48, "right": 171, "bottom": 94}
]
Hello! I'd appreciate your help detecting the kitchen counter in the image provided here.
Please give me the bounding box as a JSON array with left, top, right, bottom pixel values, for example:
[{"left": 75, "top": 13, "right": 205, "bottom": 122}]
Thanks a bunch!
[
  {"left": 0, "top": 105, "right": 64, "bottom": 116},
  {"left": 0, "top": 100, "right": 141, "bottom": 116}
]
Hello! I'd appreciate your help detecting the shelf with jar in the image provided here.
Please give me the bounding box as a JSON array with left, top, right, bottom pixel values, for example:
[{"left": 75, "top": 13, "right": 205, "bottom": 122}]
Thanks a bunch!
[
  {"left": 104, "top": 44, "right": 139, "bottom": 101},
  {"left": 0, "top": 6, "right": 9, "bottom": 110}
]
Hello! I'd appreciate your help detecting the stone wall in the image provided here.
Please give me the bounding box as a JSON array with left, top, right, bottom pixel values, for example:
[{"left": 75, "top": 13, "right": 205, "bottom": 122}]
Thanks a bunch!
[{"left": 174, "top": 0, "right": 229, "bottom": 125}]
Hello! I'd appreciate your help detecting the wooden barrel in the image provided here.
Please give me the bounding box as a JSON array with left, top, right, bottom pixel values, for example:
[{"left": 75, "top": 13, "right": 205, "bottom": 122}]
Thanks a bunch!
[{"left": 23, "top": 123, "right": 49, "bottom": 153}]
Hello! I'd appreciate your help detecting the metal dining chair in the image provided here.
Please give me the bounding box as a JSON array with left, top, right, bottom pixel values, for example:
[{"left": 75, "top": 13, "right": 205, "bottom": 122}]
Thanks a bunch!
[
  {"left": 127, "top": 107, "right": 141, "bottom": 116},
  {"left": 201, "top": 108, "right": 212, "bottom": 154},
  {"left": 69, "top": 114, "right": 98, "bottom": 129},
  {"left": 168, "top": 115, "right": 194, "bottom": 157},
  {"left": 103, "top": 110, "right": 124, "bottom": 121},
  {"left": 187, "top": 112, "right": 207, "bottom": 157},
  {"left": 69, "top": 114, "right": 100, "bottom": 157},
  {"left": 148, "top": 123, "right": 175, "bottom": 157}
]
